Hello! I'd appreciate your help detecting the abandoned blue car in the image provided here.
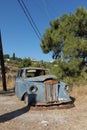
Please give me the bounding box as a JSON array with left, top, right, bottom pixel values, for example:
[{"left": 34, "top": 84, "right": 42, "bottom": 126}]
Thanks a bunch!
[{"left": 14, "top": 67, "right": 72, "bottom": 106}]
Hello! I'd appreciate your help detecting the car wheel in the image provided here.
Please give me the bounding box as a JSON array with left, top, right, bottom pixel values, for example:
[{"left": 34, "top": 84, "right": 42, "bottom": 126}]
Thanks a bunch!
[{"left": 24, "top": 93, "right": 29, "bottom": 106}]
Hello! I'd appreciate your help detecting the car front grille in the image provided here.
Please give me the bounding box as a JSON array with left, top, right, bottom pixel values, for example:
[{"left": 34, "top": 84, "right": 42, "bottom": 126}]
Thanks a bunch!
[{"left": 44, "top": 80, "right": 58, "bottom": 103}]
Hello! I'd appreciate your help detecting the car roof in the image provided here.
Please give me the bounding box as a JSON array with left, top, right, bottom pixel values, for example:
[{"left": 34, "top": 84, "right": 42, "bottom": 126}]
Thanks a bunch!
[{"left": 20, "top": 67, "right": 49, "bottom": 71}]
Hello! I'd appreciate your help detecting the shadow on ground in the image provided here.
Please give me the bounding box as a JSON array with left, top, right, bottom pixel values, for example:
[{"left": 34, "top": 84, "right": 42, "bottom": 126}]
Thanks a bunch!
[
  {"left": 0, "top": 88, "right": 15, "bottom": 96},
  {"left": 0, "top": 105, "right": 30, "bottom": 123},
  {"left": 0, "top": 88, "right": 30, "bottom": 123}
]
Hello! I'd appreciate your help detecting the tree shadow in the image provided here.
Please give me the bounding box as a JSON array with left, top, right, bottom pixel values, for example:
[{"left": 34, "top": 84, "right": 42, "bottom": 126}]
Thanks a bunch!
[
  {"left": 0, "top": 88, "right": 15, "bottom": 96},
  {"left": 0, "top": 105, "right": 30, "bottom": 123}
]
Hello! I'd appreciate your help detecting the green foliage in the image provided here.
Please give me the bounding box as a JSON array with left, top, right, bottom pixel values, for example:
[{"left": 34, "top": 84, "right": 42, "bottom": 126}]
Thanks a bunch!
[
  {"left": 41, "top": 7, "right": 87, "bottom": 85},
  {"left": 18, "top": 58, "right": 31, "bottom": 68},
  {"left": 12, "top": 53, "right": 15, "bottom": 60},
  {"left": 41, "top": 7, "right": 87, "bottom": 59},
  {"left": 4, "top": 54, "right": 10, "bottom": 59}
]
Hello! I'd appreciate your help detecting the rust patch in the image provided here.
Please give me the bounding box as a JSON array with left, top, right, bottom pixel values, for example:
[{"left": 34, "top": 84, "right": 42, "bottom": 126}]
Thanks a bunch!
[
  {"left": 30, "top": 103, "right": 75, "bottom": 110},
  {"left": 44, "top": 80, "right": 58, "bottom": 103},
  {"left": 44, "top": 80, "right": 58, "bottom": 85}
]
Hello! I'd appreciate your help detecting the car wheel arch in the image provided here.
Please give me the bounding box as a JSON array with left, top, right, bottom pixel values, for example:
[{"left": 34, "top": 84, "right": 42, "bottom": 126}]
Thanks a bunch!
[
  {"left": 22, "top": 92, "right": 28, "bottom": 100},
  {"left": 22, "top": 92, "right": 29, "bottom": 106}
]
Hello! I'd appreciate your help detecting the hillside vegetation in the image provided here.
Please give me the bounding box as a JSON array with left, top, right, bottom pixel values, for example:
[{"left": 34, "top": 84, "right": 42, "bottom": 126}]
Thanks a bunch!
[
  {"left": 0, "top": 57, "right": 87, "bottom": 96},
  {"left": 41, "top": 7, "right": 87, "bottom": 86}
]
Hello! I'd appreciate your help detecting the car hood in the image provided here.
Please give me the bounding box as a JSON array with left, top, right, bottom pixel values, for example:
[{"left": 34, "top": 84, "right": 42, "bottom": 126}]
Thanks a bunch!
[{"left": 26, "top": 75, "right": 57, "bottom": 82}]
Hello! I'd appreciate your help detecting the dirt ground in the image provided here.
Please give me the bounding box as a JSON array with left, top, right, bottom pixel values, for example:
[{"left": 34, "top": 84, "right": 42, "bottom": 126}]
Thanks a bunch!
[{"left": 0, "top": 89, "right": 87, "bottom": 130}]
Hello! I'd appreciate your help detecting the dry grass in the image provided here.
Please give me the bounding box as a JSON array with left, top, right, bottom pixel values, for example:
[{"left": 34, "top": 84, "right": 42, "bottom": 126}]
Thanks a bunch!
[
  {"left": 0, "top": 78, "right": 15, "bottom": 91},
  {"left": 71, "top": 85, "right": 87, "bottom": 98},
  {"left": 6, "top": 78, "right": 15, "bottom": 89},
  {"left": 0, "top": 82, "right": 2, "bottom": 90}
]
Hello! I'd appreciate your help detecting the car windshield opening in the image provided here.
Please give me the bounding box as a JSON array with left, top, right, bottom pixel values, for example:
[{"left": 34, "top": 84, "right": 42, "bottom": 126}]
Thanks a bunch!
[{"left": 26, "top": 69, "right": 46, "bottom": 77}]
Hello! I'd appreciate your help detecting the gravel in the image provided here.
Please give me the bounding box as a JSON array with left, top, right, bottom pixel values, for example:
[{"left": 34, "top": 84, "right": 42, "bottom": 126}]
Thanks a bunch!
[{"left": 0, "top": 91, "right": 87, "bottom": 130}]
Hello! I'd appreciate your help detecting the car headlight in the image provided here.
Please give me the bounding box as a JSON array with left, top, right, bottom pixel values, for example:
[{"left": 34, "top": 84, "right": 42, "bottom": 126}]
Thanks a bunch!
[
  {"left": 29, "top": 85, "right": 38, "bottom": 93},
  {"left": 65, "top": 85, "right": 69, "bottom": 92}
]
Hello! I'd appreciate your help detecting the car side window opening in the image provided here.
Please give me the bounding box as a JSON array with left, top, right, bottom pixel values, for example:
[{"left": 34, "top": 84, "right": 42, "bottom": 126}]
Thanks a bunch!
[
  {"left": 26, "top": 69, "right": 45, "bottom": 77},
  {"left": 35, "top": 70, "right": 45, "bottom": 76},
  {"left": 39, "top": 70, "right": 45, "bottom": 76},
  {"left": 20, "top": 70, "right": 24, "bottom": 77},
  {"left": 26, "top": 69, "right": 36, "bottom": 77}
]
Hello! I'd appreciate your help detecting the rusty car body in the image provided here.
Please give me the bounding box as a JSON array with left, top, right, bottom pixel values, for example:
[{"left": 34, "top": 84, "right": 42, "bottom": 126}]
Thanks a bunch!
[{"left": 14, "top": 67, "right": 72, "bottom": 106}]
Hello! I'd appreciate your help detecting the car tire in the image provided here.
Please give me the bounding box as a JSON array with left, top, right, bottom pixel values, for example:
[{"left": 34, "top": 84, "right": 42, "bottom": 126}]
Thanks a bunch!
[{"left": 24, "top": 93, "right": 29, "bottom": 106}]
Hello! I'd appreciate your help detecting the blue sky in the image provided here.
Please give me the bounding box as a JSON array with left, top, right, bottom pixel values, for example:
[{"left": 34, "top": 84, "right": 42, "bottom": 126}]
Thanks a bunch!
[{"left": 0, "top": 0, "right": 87, "bottom": 61}]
